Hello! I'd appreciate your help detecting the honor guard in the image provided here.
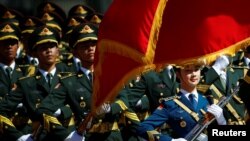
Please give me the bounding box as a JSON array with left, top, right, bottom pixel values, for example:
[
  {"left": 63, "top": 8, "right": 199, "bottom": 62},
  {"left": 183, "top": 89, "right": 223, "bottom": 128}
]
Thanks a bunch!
[
  {"left": 202, "top": 54, "right": 247, "bottom": 125},
  {"left": 136, "top": 60, "right": 226, "bottom": 141}
]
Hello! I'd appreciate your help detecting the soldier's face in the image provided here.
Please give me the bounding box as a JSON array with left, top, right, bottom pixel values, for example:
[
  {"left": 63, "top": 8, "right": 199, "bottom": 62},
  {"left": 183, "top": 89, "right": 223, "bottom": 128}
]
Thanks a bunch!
[
  {"left": 0, "top": 39, "right": 18, "bottom": 63},
  {"left": 34, "top": 42, "right": 59, "bottom": 65},
  {"left": 74, "top": 40, "right": 96, "bottom": 64},
  {"left": 178, "top": 65, "right": 201, "bottom": 90}
]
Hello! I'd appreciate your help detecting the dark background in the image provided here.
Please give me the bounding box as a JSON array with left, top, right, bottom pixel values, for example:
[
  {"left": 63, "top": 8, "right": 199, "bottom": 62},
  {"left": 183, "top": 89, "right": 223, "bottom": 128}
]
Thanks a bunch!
[{"left": 0, "top": 0, "right": 113, "bottom": 16}]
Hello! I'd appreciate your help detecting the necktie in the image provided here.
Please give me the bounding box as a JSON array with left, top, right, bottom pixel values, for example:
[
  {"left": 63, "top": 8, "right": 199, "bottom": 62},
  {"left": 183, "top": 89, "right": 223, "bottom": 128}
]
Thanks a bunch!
[
  {"left": 220, "top": 72, "right": 227, "bottom": 89},
  {"left": 88, "top": 72, "right": 93, "bottom": 84},
  {"left": 189, "top": 94, "right": 197, "bottom": 109},
  {"left": 5, "top": 67, "right": 12, "bottom": 79},
  {"left": 77, "top": 62, "right": 82, "bottom": 71},
  {"left": 47, "top": 73, "right": 53, "bottom": 87}
]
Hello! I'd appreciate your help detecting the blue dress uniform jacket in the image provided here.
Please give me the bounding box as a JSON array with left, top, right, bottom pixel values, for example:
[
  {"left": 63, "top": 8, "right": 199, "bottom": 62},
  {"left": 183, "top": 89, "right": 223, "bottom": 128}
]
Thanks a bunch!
[{"left": 137, "top": 93, "right": 209, "bottom": 141}]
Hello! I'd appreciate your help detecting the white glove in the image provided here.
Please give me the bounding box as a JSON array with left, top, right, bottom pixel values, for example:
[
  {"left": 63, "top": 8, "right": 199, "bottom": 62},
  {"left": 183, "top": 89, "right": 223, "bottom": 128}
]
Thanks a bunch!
[
  {"left": 17, "top": 103, "right": 23, "bottom": 108},
  {"left": 64, "top": 130, "right": 85, "bottom": 141},
  {"left": 207, "top": 104, "right": 227, "bottom": 125},
  {"left": 96, "top": 103, "right": 111, "bottom": 115},
  {"left": 212, "top": 55, "right": 229, "bottom": 72},
  {"left": 196, "top": 133, "right": 208, "bottom": 141},
  {"left": 135, "top": 99, "right": 142, "bottom": 108},
  {"left": 171, "top": 138, "right": 187, "bottom": 141},
  {"left": 16, "top": 134, "right": 33, "bottom": 141},
  {"left": 53, "top": 108, "right": 61, "bottom": 117}
]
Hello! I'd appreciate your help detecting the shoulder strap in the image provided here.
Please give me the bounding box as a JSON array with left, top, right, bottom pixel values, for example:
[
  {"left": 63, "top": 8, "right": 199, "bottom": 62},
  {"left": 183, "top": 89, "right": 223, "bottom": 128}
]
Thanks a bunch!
[{"left": 173, "top": 99, "right": 200, "bottom": 122}]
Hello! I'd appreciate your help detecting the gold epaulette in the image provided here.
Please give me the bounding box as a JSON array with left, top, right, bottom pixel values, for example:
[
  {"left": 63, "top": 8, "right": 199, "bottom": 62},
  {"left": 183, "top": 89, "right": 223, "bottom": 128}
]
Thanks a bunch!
[
  {"left": 159, "top": 95, "right": 180, "bottom": 103},
  {"left": 18, "top": 64, "right": 30, "bottom": 67},
  {"left": 244, "top": 74, "right": 250, "bottom": 84},
  {"left": 18, "top": 75, "right": 35, "bottom": 81},
  {"left": 27, "top": 65, "right": 36, "bottom": 76},
  {"left": 197, "top": 84, "right": 210, "bottom": 93},
  {"left": 60, "top": 72, "right": 76, "bottom": 79},
  {"left": 141, "top": 65, "right": 155, "bottom": 75},
  {"left": 230, "top": 65, "right": 248, "bottom": 69}
]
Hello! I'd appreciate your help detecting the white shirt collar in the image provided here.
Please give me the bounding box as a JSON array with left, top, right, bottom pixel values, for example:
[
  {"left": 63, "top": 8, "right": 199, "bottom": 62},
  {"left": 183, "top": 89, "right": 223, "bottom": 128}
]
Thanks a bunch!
[
  {"left": 39, "top": 67, "right": 56, "bottom": 81},
  {"left": 0, "top": 62, "right": 15, "bottom": 73},
  {"left": 180, "top": 88, "right": 198, "bottom": 101},
  {"left": 80, "top": 67, "right": 92, "bottom": 79}
]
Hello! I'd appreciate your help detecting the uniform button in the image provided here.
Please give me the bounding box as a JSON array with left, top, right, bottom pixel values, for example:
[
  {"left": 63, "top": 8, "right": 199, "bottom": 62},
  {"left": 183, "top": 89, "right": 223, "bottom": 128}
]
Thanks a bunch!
[
  {"left": 80, "top": 97, "right": 84, "bottom": 100},
  {"left": 52, "top": 125, "right": 56, "bottom": 129},
  {"left": 15, "top": 112, "right": 18, "bottom": 116},
  {"left": 128, "top": 121, "right": 131, "bottom": 124},
  {"left": 99, "top": 119, "right": 102, "bottom": 123},
  {"left": 5, "top": 126, "right": 8, "bottom": 129}
]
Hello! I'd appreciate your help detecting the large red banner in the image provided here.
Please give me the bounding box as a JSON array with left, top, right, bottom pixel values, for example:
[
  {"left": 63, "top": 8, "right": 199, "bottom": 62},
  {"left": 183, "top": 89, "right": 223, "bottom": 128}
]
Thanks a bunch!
[{"left": 93, "top": 0, "right": 250, "bottom": 111}]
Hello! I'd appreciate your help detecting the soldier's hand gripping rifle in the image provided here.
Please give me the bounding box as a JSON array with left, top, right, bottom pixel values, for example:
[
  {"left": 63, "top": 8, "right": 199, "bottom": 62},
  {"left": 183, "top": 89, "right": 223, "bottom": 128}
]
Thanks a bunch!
[
  {"left": 77, "top": 112, "right": 93, "bottom": 135},
  {"left": 184, "top": 85, "right": 240, "bottom": 141}
]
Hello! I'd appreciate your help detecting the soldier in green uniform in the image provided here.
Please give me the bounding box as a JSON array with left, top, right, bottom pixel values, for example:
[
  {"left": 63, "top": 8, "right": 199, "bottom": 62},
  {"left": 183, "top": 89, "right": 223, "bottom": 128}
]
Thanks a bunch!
[
  {"left": 201, "top": 54, "right": 247, "bottom": 125},
  {"left": 231, "top": 46, "right": 250, "bottom": 79},
  {"left": 0, "top": 25, "right": 83, "bottom": 141},
  {"left": 60, "top": 16, "right": 87, "bottom": 72},
  {"left": 238, "top": 70, "right": 250, "bottom": 125},
  {"left": 0, "top": 8, "right": 25, "bottom": 60},
  {"left": 0, "top": 22, "right": 32, "bottom": 139},
  {"left": 15, "top": 16, "right": 44, "bottom": 75}
]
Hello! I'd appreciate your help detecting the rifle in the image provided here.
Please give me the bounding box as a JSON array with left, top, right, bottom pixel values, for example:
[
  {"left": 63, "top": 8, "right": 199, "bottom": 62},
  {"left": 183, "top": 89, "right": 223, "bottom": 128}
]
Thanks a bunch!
[
  {"left": 184, "top": 85, "right": 240, "bottom": 141},
  {"left": 76, "top": 112, "right": 93, "bottom": 135},
  {"left": 32, "top": 124, "right": 43, "bottom": 141}
]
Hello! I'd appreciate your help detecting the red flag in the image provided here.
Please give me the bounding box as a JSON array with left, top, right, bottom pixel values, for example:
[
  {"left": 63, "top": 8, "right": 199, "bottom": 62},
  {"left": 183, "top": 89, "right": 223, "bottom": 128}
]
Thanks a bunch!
[{"left": 93, "top": 0, "right": 250, "bottom": 111}]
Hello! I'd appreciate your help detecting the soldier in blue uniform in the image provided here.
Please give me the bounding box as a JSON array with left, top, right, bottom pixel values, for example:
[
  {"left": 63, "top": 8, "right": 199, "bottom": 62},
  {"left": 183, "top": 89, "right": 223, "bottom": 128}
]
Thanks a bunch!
[{"left": 136, "top": 60, "right": 226, "bottom": 141}]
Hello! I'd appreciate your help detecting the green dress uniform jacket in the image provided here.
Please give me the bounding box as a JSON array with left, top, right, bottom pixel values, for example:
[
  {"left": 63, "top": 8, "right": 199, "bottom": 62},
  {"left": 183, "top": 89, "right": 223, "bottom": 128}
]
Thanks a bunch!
[
  {"left": 0, "top": 69, "right": 74, "bottom": 141},
  {"left": 127, "top": 68, "right": 179, "bottom": 113},
  {"left": 238, "top": 70, "right": 250, "bottom": 125},
  {"left": 202, "top": 67, "right": 247, "bottom": 124}
]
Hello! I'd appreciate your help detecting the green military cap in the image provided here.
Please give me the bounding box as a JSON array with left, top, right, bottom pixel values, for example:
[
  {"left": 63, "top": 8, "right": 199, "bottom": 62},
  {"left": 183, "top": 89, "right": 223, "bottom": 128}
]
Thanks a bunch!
[
  {"left": 65, "top": 16, "right": 87, "bottom": 35},
  {"left": 0, "top": 8, "right": 24, "bottom": 26},
  {"left": 69, "top": 23, "right": 98, "bottom": 48},
  {"left": 38, "top": 11, "right": 64, "bottom": 32},
  {"left": 29, "top": 25, "right": 60, "bottom": 50},
  {"left": 68, "top": 4, "right": 95, "bottom": 20},
  {"left": 0, "top": 22, "right": 21, "bottom": 41},
  {"left": 20, "top": 16, "right": 45, "bottom": 34},
  {"left": 37, "top": 1, "right": 66, "bottom": 21},
  {"left": 85, "top": 12, "right": 103, "bottom": 25}
]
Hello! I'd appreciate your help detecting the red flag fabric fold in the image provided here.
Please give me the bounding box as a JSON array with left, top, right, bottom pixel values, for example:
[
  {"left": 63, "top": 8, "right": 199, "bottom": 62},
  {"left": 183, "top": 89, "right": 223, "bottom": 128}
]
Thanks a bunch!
[{"left": 93, "top": 0, "right": 250, "bottom": 112}]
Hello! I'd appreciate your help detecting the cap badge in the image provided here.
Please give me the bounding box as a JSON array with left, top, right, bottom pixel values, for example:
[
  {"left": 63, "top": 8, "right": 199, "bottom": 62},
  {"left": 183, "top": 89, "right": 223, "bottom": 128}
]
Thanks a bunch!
[
  {"left": 75, "top": 6, "right": 87, "bottom": 14},
  {"left": 80, "top": 25, "right": 94, "bottom": 34},
  {"left": 1, "top": 24, "right": 14, "bottom": 33},
  {"left": 91, "top": 15, "right": 101, "bottom": 24},
  {"left": 25, "top": 18, "right": 36, "bottom": 27},
  {"left": 42, "top": 13, "right": 54, "bottom": 22},
  {"left": 39, "top": 27, "right": 53, "bottom": 36},
  {"left": 44, "top": 3, "right": 55, "bottom": 12},
  {"left": 2, "top": 11, "right": 15, "bottom": 19},
  {"left": 68, "top": 18, "right": 80, "bottom": 26}
]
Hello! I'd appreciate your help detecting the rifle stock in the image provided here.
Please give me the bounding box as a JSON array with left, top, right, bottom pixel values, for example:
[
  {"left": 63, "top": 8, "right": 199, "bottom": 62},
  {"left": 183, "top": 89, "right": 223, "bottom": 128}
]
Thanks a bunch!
[
  {"left": 32, "top": 124, "right": 43, "bottom": 141},
  {"left": 77, "top": 112, "right": 93, "bottom": 135},
  {"left": 184, "top": 85, "right": 240, "bottom": 141}
]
